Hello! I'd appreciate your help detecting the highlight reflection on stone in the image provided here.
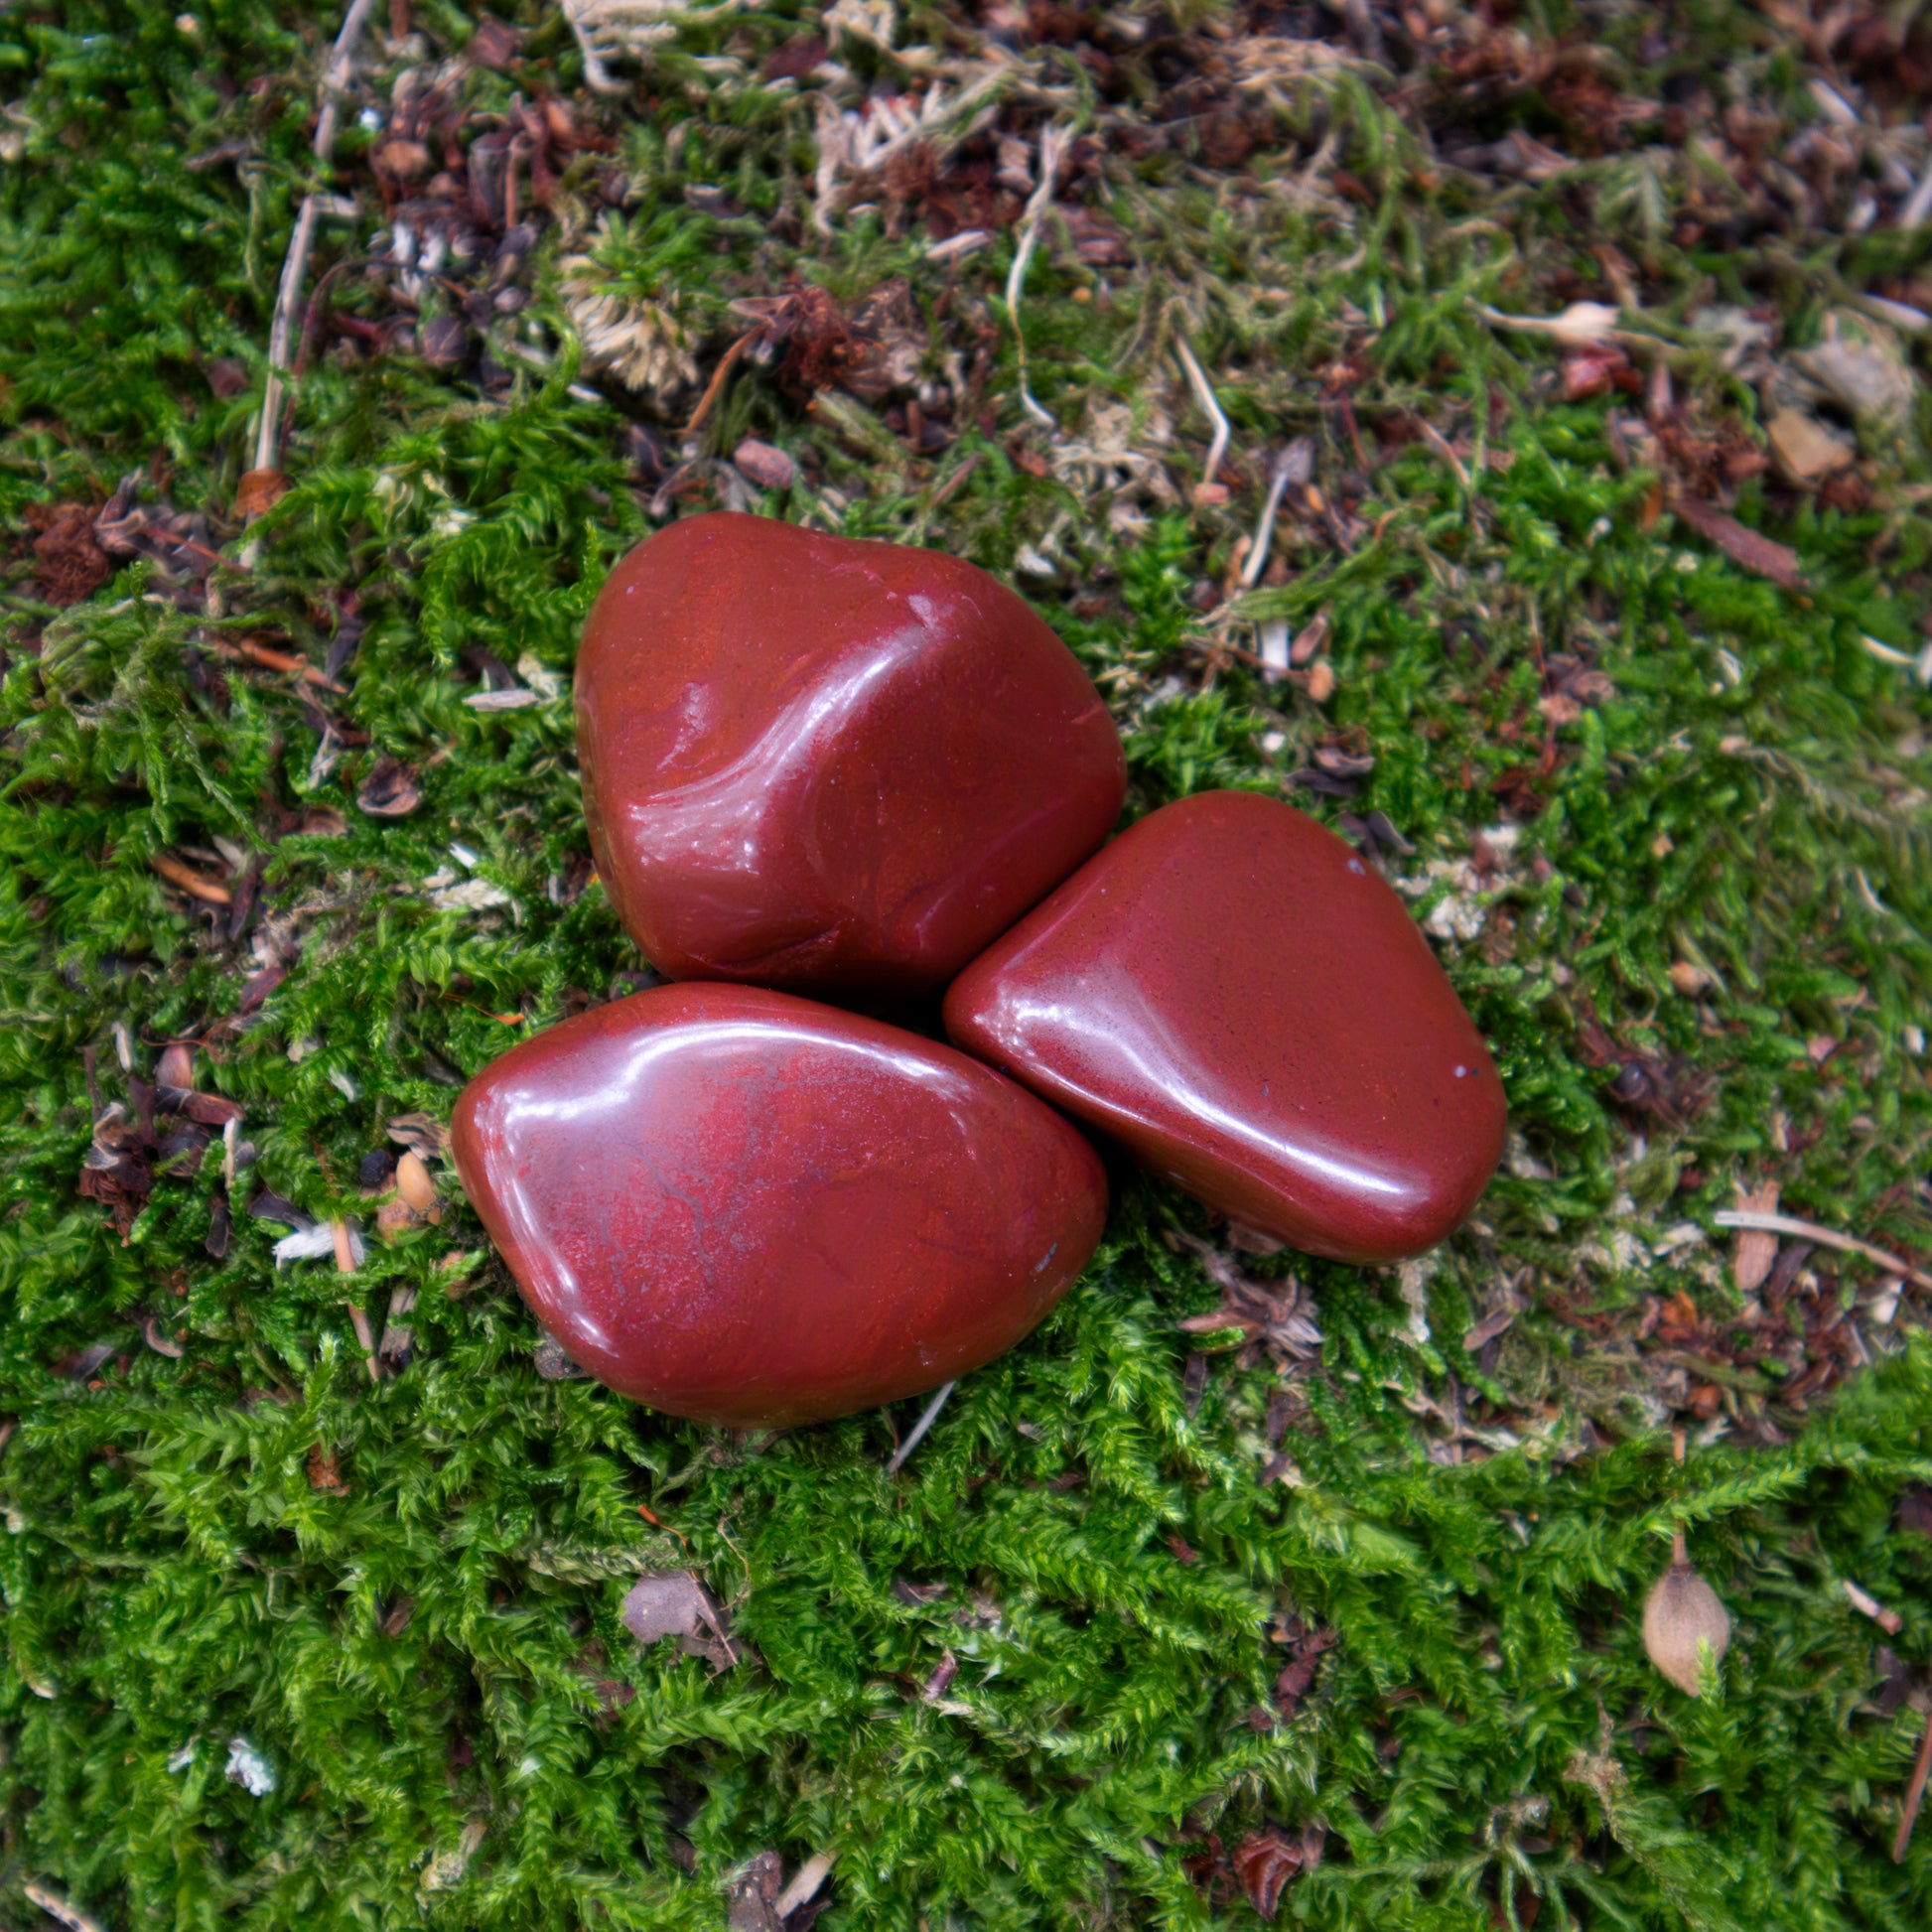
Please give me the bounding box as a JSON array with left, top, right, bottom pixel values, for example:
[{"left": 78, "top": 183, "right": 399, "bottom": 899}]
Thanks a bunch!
[
  {"left": 944, "top": 790, "right": 1506, "bottom": 1264},
  {"left": 577, "top": 512, "right": 1127, "bottom": 999},
  {"left": 451, "top": 985, "right": 1108, "bottom": 1427}
]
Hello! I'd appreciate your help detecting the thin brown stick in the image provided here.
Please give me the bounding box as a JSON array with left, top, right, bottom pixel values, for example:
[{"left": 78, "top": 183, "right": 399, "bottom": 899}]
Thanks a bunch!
[
  {"left": 683, "top": 330, "right": 758, "bottom": 436},
  {"left": 1713, "top": 1209, "right": 1932, "bottom": 1293},
  {"left": 1893, "top": 1712, "right": 1932, "bottom": 1862},
  {"left": 243, "top": 0, "right": 373, "bottom": 551},
  {"left": 343, "top": 1278, "right": 382, "bottom": 1383},
  {"left": 210, "top": 635, "right": 347, "bottom": 693},
  {"left": 926, "top": 449, "right": 984, "bottom": 512},
  {"left": 151, "top": 855, "right": 233, "bottom": 905}
]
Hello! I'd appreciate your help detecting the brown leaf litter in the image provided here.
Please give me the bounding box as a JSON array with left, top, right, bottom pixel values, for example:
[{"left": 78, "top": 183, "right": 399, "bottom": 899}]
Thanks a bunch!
[{"left": 621, "top": 1569, "right": 741, "bottom": 1672}]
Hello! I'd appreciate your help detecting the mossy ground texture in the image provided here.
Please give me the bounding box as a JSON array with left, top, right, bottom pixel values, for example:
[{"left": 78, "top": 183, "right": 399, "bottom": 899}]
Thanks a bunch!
[{"left": 5, "top": 0, "right": 1932, "bottom": 1925}]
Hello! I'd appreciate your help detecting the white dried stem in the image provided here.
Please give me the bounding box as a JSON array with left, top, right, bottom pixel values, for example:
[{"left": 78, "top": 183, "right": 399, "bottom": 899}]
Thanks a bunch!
[
  {"left": 1174, "top": 334, "right": 1228, "bottom": 489},
  {"left": 312, "top": 0, "right": 378, "bottom": 162},
  {"left": 1712, "top": 1208, "right": 1932, "bottom": 1292},
  {"left": 1006, "top": 124, "right": 1068, "bottom": 433},
  {"left": 1900, "top": 154, "right": 1932, "bottom": 232},
  {"left": 886, "top": 1380, "right": 955, "bottom": 1473},
  {"left": 1238, "top": 441, "right": 1310, "bottom": 589},
  {"left": 243, "top": 0, "right": 371, "bottom": 556}
]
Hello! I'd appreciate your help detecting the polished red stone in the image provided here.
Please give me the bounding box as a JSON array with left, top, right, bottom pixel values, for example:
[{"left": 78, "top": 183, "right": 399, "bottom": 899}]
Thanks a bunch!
[
  {"left": 451, "top": 985, "right": 1107, "bottom": 1427},
  {"left": 944, "top": 790, "right": 1506, "bottom": 1264},
  {"left": 576, "top": 512, "right": 1125, "bottom": 999}
]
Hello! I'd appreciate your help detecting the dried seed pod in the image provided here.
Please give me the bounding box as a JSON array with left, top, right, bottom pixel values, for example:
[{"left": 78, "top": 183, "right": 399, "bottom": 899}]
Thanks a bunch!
[
  {"left": 1643, "top": 1534, "right": 1730, "bottom": 1696},
  {"left": 157, "top": 1041, "right": 195, "bottom": 1094},
  {"left": 396, "top": 1150, "right": 440, "bottom": 1217}
]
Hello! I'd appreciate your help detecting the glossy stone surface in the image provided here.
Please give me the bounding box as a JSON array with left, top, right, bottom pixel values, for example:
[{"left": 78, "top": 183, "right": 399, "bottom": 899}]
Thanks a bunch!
[
  {"left": 451, "top": 984, "right": 1107, "bottom": 1427},
  {"left": 577, "top": 512, "right": 1126, "bottom": 999},
  {"left": 944, "top": 790, "right": 1506, "bottom": 1264}
]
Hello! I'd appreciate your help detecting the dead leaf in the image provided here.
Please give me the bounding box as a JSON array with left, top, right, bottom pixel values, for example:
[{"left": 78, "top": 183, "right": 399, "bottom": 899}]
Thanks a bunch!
[
  {"left": 386, "top": 1111, "right": 447, "bottom": 1159},
  {"left": 1461, "top": 1306, "right": 1518, "bottom": 1352},
  {"left": 420, "top": 1817, "right": 486, "bottom": 1891},
  {"left": 233, "top": 469, "right": 290, "bottom": 520},
  {"left": 28, "top": 501, "right": 114, "bottom": 605},
  {"left": 375, "top": 138, "right": 431, "bottom": 180},
  {"left": 1563, "top": 342, "right": 1630, "bottom": 400},
  {"left": 1766, "top": 407, "right": 1854, "bottom": 484},
  {"left": 1793, "top": 311, "right": 1916, "bottom": 430},
  {"left": 307, "top": 1444, "right": 350, "bottom": 1493},
  {"left": 727, "top": 1851, "right": 784, "bottom": 1932},
  {"left": 733, "top": 439, "right": 797, "bottom": 491},
  {"left": 533, "top": 1335, "right": 589, "bottom": 1380},
  {"left": 621, "top": 1569, "right": 740, "bottom": 1671},
  {"left": 357, "top": 757, "right": 423, "bottom": 817},
  {"left": 467, "top": 15, "right": 522, "bottom": 66},
  {"left": 1271, "top": 1616, "right": 1335, "bottom": 1720},
  {"left": 141, "top": 1314, "right": 185, "bottom": 1358},
  {"left": 1671, "top": 496, "right": 1806, "bottom": 592},
  {"left": 1232, "top": 1827, "right": 1304, "bottom": 1918},
  {"left": 58, "top": 1341, "right": 118, "bottom": 1380},
  {"left": 1732, "top": 1181, "right": 1780, "bottom": 1295}
]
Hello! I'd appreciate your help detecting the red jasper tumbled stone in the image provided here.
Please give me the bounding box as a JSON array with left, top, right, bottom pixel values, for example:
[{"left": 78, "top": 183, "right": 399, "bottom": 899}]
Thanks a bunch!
[
  {"left": 451, "top": 984, "right": 1107, "bottom": 1427},
  {"left": 576, "top": 512, "right": 1127, "bottom": 999},
  {"left": 943, "top": 789, "right": 1506, "bottom": 1265}
]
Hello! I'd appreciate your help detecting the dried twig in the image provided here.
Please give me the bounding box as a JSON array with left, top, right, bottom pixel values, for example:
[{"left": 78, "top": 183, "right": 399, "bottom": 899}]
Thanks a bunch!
[
  {"left": 1713, "top": 1209, "right": 1932, "bottom": 1293},
  {"left": 24, "top": 1883, "right": 106, "bottom": 1932},
  {"left": 151, "top": 854, "right": 233, "bottom": 905},
  {"left": 251, "top": 194, "right": 359, "bottom": 497},
  {"left": 1239, "top": 439, "right": 1311, "bottom": 588},
  {"left": 312, "top": 0, "right": 377, "bottom": 162},
  {"left": 1174, "top": 335, "right": 1229, "bottom": 495},
  {"left": 1844, "top": 1579, "right": 1904, "bottom": 1635},
  {"left": 887, "top": 1381, "right": 955, "bottom": 1473},
  {"left": 1414, "top": 416, "right": 1471, "bottom": 491},
  {"left": 209, "top": 634, "right": 347, "bottom": 693},
  {"left": 243, "top": 0, "right": 372, "bottom": 559},
  {"left": 1006, "top": 125, "right": 1068, "bottom": 434},
  {"left": 345, "top": 1295, "right": 381, "bottom": 1383},
  {"left": 1900, "top": 155, "right": 1932, "bottom": 233},
  {"left": 1894, "top": 1713, "right": 1932, "bottom": 1863},
  {"left": 683, "top": 329, "right": 759, "bottom": 436}
]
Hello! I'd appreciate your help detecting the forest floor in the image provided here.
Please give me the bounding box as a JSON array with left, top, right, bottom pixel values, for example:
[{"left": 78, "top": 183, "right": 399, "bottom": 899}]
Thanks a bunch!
[{"left": 5, "top": 0, "right": 1932, "bottom": 1926}]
